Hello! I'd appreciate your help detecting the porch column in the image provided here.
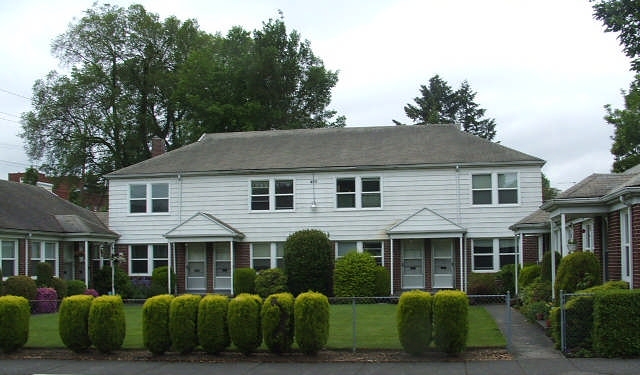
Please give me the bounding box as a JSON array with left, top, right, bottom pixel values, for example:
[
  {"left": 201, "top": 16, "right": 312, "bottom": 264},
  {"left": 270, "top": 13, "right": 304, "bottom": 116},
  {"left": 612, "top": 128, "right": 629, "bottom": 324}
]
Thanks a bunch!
[
  {"left": 167, "top": 240, "right": 172, "bottom": 294},
  {"left": 390, "top": 238, "right": 395, "bottom": 295},
  {"left": 230, "top": 240, "right": 235, "bottom": 295},
  {"left": 459, "top": 235, "right": 464, "bottom": 292},
  {"left": 550, "top": 220, "right": 557, "bottom": 300},
  {"left": 560, "top": 213, "right": 567, "bottom": 256},
  {"left": 84, "top": 240, "right": 89, "bottom": 287}
]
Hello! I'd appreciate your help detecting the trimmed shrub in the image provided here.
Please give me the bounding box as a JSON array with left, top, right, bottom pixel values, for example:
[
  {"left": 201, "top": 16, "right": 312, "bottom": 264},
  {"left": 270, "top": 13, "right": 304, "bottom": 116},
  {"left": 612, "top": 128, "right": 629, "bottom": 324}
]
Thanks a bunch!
[
  {"left": 518, "top": 264, "right": 541, "bottom": 289},
  {"left": 66, "top": 280, "right": 87, "bottom": 296},
  {"left": 541, "top": 251, "right": 561, "bottom": 282},
  {"left": 51, "top": 277, "right": 67, "bottom": 299},
  {"left": 520, "top": 277, "right": 551, "bottom": 306},
  {"left": 334, "top": 251, "right": 377, "bottom": 297},
  {"left": 255, "top": 268, "right": 288, "bottom": 298},
  {"left": 169, "top": 294, "right": 201, "bottom": 354},
  {"left": 142, "top": 294, "right": 174, "bottom": 355},
  {"left": 59, "top": 294, "right": 94, "bottom": 352},
  {"left": 233, "top": 268, "right": 257, "bottom": 295},
  {"left": 283, "top": 229, "right": 334, "bottom": 296},
  {"left": 262, "top": 292, "right": 295, "bottom": 354},
  {"left": 467, "top": 273, "right": 498, "bottom": 295},
  {"left": 4, "top": 275, "right": 37, "bottom": 300},
  {"left": 554, "top": 251, "right": 601, "bottom": 297},
  {"left": 88, "top": 295, "right": 126, "bottom": 353},
  {"left": 198, "top": 294, "right": 230, "bottom": 354},
  {"left": 228, "top": 293, "right": 263, "bottom": 355},
  {"left": 150, "top": 266, "right": 176, "bottom": 296},
  {"left": 34, "top": 287, "right": 58, "bottom": 314},
  {"left": 374, "top": 266, "right": 391, "bottom": 296},
  {"left": 496, "top": 264, "right": 518, "bottom": 295},
  {"left": 593, "top": 290, "right": 640, "bottom": 357},
  {"left": 433, "top": 290, "right": 469, "bottom": 355},
  {"left": 92, "top": 266, "right": 133, "bottom": 298},
  {"left": 0, "top": 296, "right": 30, "bottom": 353},
  {"left": 397, "top": 290, "right": 432, "bottom": 355},
  {"left": 35, "top": 262, "right": 54, "bottom": 287},
  {"left": 295, "top": 291, "right": 329, "bottom": 355}
]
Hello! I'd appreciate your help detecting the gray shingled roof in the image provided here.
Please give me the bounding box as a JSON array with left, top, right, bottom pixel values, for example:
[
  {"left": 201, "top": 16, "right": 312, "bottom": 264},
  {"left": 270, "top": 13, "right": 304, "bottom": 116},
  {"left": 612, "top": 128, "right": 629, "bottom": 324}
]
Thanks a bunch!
[
  {"left": 556, "top": 173, "right": 640, "bottom": 199},
  {"left": 107, "top": 125, "right": 544, "bottom": 178},
  {"left": 0, "top": 180, "right": 117, "bottom": 237}
]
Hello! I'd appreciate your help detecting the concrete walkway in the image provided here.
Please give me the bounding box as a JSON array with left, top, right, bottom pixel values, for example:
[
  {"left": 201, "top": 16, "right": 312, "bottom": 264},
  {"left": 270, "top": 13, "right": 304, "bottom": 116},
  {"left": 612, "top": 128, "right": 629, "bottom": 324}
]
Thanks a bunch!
[{"left": 2, "top": 306, "right": 640, "bottom": 375}]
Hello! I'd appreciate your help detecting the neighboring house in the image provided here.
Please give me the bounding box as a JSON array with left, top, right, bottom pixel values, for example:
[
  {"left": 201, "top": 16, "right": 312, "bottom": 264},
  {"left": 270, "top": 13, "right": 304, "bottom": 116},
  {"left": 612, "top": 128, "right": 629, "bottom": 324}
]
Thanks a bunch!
[
  {"left": 511, "top": 164, "right": 640, "bottom": 290},
  {"left": 106, "top": 125, "right": 545, "bottom": 295},
  {"left": 0, "top": 179, "right": 118, "bottom": 286}
]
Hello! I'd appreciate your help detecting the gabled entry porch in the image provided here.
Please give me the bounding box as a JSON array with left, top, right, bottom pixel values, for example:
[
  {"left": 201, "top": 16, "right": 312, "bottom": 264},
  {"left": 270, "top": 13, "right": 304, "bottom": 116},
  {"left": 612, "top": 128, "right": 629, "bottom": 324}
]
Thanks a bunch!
[{"left": 387, "top": 208, "right": 466, "bottom": 294}]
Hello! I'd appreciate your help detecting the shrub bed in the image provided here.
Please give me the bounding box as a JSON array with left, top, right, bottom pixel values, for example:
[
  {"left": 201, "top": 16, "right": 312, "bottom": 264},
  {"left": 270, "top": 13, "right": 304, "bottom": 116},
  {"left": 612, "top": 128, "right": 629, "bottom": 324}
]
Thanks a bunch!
[
  {"left": 59, "top": 294, "right": 94, "bottom": 352},
  {"left": 397, "top": 290, "right": 433, "bottom": 355},
  {"left": 295, "top": 291, "right": 329, "bottom": 355},
  {"left": 0, "top": 295, "right": 30, "bottom": 353},
  {"left": 198, "top": 294, "right": 230, "bottom": 354},
  {"left": 88, "top": 295, "right": 126, "bottom": 354},
  {"left": 169, "top": 294, "right": 201, "bottom": 354},
  {"left": 262, "top": 292, "right": 295, "bottom": 354},
  {"left": 228, "top": 293, "right": 263, "bottom": 355},
  {"left": 142, "top": 294, "right": 174, "bottom": 355},
  {"left": 433, "top": 290, "right": 469, "bottom": 355}
]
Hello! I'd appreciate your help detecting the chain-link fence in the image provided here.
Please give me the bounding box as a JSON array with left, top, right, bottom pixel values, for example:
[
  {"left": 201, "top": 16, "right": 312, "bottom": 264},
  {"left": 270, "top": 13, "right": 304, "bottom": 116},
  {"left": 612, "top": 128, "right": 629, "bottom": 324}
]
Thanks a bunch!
[
  {"left": 329, "top": 293, "right": 512, "bottom": 353},
  {"left": 558, "top": 290, "right": 595, "bottom": 354}
]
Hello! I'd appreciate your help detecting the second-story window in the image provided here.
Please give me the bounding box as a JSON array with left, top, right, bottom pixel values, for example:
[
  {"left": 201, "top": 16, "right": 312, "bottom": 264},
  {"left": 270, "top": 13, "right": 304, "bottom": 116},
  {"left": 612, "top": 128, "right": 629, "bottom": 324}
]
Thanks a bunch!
[
  {"left": 250, "top": 179, "right": 294, "bottom": 211},
  {"left": 472, "top": 173, "right": 518, "bottom": 205},
  {"left": 130, "top": 183, "right": 169, "bottom": 213},
  {"left": 336, "top": 177, "right": 381, "bottom": 209}
]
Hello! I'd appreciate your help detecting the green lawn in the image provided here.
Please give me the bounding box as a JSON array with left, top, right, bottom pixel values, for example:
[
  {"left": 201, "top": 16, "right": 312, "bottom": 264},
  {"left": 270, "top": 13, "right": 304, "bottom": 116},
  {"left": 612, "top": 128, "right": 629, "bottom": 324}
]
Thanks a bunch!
[{"left": 27, "top": 304, "right": 505, "bottom": 350}]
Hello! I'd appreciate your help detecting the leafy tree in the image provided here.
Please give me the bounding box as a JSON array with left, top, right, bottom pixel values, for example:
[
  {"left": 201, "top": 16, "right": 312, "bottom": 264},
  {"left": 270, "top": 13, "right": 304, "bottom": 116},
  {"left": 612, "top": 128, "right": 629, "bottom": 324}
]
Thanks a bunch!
[
  {"left": 605, "top": 76, "right": 640, "bottom": 172},
  {"left": 542, "top": 173, "right": 560, "bottom": 201},
  {"left": 592, "top": 0, "right": 640, "bottom": 72},
  {"left": 22, "top": 167, "right": 39, "bottom": 185},
  {"left": 394, "top": 75, "right": 496, "bottom": 140}
]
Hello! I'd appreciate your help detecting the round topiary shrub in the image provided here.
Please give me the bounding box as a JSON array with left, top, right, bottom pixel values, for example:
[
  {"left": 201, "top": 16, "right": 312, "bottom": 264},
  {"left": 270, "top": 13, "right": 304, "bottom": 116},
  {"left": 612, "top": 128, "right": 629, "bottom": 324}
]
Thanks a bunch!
[
  {"left": 255, "top": 268, "right": 288, "bottom": 298},
  {"left": 283, "top": 229, "right": 333, "bottom": 296},
  {"left": 555, "top": 251, "right": 601, "bottom": 296},
  {"left": 433, "top": 290, "right": 469, "bottom": 355},
  {"left": 518, "top": 264, "right": 541, "bottom": 289},
  {"left": 228, "top": 293, "right": 263, "bottom": 355},
  {"left": 294, "top": 291, "right": 330, "bottom": 355},
  {"left": 66, "top": 280, "right": 87, "bottom": 296},
  {"left": 0, "top": 296, "right": 30, "bottom": 353},
  {"left": 4, "top": 275, "right": 37, "bottom": 301},
  {"left": 397, "top": 290, "right": 433, "bottom": 355},
  {"left": 333, "top": 251, "right": 377, "bottom": 297},
  {"left": 88, "top": 295, "right": 126, "bottom": 354},
  {"left": 34, "top": 287, "right": 58, "bottom": 314},
  {"left": 142, "top": 294, "right": 174, "bottom": 355},
  {"left": 59, "top": 294, "right": 94, "bottom": 352},
  {"left": 35, "top": 262, "right": 54, "bottom": 287},
  {"left": 233, "top": 268, "right": 257, "bottom": 295},
  {"left": 262, "top": 292, "right": 295, "bottom": 354},
  {"left": 150, "top": 266, "right": 176, "bottom": 296},
  {"left": 198, "top": 294, "right": 230, "bottom": 354},
  {"left": 169, "top": 294, "right": 201, "bottom": 354},
  {"left": 374, "top": 266, "right": 391, "bottom": 296}
]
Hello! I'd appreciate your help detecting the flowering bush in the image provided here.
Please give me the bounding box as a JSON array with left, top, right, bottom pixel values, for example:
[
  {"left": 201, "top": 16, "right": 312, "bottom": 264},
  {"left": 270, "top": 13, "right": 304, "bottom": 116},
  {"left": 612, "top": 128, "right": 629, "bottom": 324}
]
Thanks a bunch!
[
  {"left": 34, "top": 287, "right": 58, "bottom": 314},
  {"left": 84, "top": 289, "right": 99, "bottom": 297}
]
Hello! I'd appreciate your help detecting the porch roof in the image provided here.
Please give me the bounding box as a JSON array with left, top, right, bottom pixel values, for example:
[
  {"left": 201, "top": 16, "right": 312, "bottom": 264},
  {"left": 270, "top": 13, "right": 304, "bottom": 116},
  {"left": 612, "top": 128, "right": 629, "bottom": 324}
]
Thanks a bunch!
[
  {"left": 386, "top": 207, "right": 466, "bottom": 239},
  {"left": 164, "top": 212, "right": 245, "bottom": 242},
  {"left": 509, "top": 209, "right": 550, "bottom": 234}
]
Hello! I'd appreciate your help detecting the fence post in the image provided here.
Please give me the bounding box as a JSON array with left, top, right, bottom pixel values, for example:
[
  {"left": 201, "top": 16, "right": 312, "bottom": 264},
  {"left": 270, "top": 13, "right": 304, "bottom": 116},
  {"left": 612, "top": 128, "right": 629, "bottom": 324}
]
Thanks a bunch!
[
  {"left": 506, "top": 291, "right": 512, "bottom": 351},
  {"left": 560, "top": 290, "right": 566, "bottom": 353},
  {"left": 352, "top": 297, "right": 357, "bottom": 353}
]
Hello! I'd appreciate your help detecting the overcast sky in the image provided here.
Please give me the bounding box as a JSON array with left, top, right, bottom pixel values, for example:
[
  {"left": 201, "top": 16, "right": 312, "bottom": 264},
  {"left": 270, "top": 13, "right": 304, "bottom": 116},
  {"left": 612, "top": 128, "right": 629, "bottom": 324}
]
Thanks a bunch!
[{"left": 0, "top": 0, "right": 634, "bottom": 190}]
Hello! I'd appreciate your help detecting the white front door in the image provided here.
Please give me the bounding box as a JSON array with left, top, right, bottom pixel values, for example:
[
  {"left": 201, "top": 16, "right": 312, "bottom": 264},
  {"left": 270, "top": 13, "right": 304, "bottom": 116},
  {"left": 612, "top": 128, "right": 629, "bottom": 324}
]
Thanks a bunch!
[
  {"left": 432, "top": 238, "right": 454, "bottom": 289},
  {"left": 402, "top": 239, "right": 425, "bottom": 289},
  {"left": 214, "top": 243, "right": 232, "bottom": 292},
  {"left": 186, "top": 243, "right": 206, "bottom": 291}
]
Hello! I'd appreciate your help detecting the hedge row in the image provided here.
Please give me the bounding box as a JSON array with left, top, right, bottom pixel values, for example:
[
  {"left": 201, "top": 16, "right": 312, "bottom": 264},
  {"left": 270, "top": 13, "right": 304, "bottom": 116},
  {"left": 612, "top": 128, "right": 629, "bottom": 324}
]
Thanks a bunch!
[{"left": 397, "top": 290, "right": 468, "bottom": 355}]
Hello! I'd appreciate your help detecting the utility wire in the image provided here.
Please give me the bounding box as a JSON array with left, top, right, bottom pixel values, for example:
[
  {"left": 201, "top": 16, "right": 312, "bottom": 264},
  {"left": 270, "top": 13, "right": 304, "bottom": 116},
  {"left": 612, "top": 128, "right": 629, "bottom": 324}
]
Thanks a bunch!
[{"left": 0, "top": 87, "right": 30, "bottom": 100}]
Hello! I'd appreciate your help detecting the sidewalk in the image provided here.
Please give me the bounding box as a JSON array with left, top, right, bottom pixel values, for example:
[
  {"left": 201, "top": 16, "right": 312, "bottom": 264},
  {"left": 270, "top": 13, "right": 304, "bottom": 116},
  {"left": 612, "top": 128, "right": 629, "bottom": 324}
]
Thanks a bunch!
[{"left": 2, "top": 306, "right": 640, "bottom": 375}]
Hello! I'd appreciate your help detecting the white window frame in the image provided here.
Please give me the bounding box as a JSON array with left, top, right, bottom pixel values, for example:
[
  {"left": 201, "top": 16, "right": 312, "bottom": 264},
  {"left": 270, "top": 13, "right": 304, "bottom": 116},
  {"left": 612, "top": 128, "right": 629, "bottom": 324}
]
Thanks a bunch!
[
  {"left": 0, "top": 239, "right": 18, "bottom": 279},
  {"left": 471, "top": 172, "right": 519, "bottom": 206},
  {"left": 249, "top": 179, "right": 295, "bottom": 211},
  {"left": 29, "top": 240, "right": 58, "bottom": 277},
  {"left": 336, "top": 176, "right": 382, "bottom": 209},
  {"left": 129, "top": 183, "right": 169, "bottom": 214},
  {"left": 582, "top": 220, "right": 594, "bottom": 252},
  {"left": 335, "top": 240, "right": 384, "bottom": 266},
  {"left": 621, "top": 209, "right": 632, "bottom": 282},
  {"left": 250, "top": 242, "right": 285, "bottom": 270},
  {"left": 472, "top": 238, "right": 516, "bottom": 272},
  {"left": 129, "top": 244, "right": 169, "bottom": 276}
]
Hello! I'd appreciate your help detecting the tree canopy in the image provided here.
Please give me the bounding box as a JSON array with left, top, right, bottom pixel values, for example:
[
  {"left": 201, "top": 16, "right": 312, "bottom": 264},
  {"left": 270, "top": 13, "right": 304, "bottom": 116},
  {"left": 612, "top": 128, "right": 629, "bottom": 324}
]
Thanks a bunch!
[
  {"left": 592, "top": 0, "right": 640, "bottom": 72},
  {"left": 394, "top": 75, "right": 497, "bottom": 141},
  {"left": 20, "top": 4, "right": 343, "bottom": 179}
]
